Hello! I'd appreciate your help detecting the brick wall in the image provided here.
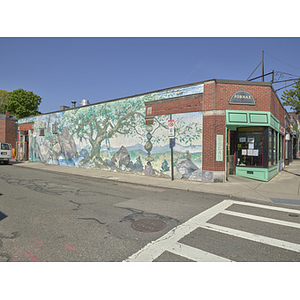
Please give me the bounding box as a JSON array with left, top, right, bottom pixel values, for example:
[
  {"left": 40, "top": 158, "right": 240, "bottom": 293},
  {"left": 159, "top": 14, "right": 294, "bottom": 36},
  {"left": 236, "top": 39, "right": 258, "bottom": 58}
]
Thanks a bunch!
[
  {"left": 0, "top": 119, "right": 6, "bottom": 143},
  {"left": 18, "top": 123, "right": 34, "bottom": 131},
  {"left": 0, "top": 114, "right": 17, "bottom": 149},
  {"left": 202, "top": 81, "right": 216, "bottom": 111},
  {"left": 270, "top": 89, "right": 286, "bottom": 125},
  {"left": 146, "top": 81, "right": 282, "bottom": 119},
  {"left": 202, "top": 114, "right": 226, "bottom": 171},
  {"left": 6, "top": 119, "right": 17, "bottom": 149},
  {"left": 145, "top": 95, "right": 203, "bottom": 118},
  {"left": 214, "top": 83, "right": 271, "bottom": 112}
]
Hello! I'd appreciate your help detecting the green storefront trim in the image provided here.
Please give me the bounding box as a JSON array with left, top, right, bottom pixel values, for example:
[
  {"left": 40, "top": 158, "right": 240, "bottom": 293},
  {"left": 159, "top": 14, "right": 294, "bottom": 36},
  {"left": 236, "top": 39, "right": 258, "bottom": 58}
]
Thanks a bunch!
[
  {"left": 236, "top": 165, "right": 278, "bottom": 182},
  {"left": 226, "top": 110, "right": 279, "bottom": 131},
  {"left": 226, "top": 110, "right": 280, "bottom": 182}
]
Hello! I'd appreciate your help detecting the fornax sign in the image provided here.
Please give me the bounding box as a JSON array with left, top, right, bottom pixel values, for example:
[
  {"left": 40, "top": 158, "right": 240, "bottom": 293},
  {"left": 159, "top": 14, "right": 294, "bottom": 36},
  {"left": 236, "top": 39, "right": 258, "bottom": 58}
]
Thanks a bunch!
[{"left": 229, "top": 91, "right": 255, "bottom": 105}]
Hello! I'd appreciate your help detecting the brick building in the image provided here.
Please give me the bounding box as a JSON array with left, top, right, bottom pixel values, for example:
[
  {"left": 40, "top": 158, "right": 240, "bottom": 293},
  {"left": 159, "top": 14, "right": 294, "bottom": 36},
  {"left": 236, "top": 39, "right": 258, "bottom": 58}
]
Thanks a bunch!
[
  {"left": 17, "top": 79, "right": 295, "bottom": 182},
  {"left": 145, "top": 79, "right": 287, "bottom": 182},
  {"left": 0, "top": 111, "right": 17, "bottom": 149}
]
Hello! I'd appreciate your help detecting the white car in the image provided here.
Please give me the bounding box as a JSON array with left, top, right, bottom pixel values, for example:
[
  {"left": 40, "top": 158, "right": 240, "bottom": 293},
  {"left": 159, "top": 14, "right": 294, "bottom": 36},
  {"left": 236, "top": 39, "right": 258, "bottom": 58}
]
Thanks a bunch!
[{"left": 0, "top": 142, "right": 12, "bottom": 165}]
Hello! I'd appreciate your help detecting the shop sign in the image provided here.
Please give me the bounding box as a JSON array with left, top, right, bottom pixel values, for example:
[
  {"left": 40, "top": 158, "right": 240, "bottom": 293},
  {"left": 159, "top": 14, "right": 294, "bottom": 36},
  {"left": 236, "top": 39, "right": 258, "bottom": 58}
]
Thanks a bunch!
[
  {"left": 216, "top": 134, "right": 223, "bottom": 161},
  {"left": 279, "top": 125, "right": 285, "bottom": 134},
  {"left": 229, "top": 91, "right": 255, "bottom": 105}
]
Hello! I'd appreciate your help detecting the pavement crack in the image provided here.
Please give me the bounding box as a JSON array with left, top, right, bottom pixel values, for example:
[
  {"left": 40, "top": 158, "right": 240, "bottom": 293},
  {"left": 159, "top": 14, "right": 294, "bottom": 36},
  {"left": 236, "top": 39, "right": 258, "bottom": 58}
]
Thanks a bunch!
[
  {"left": 0, "top": 232, "right": 20, "bottom": 239},
  {"left": 0, "top": 253, "right": 11, "bottom": 262},
  {"left": 70, "top": 200, "right": 81, "bottom": 210},
  {"left": 0, "top": 232, "right": 20, "bottom": 262},
  {"left": 78, "top": 218, "right": 105, "bottom": 225}
]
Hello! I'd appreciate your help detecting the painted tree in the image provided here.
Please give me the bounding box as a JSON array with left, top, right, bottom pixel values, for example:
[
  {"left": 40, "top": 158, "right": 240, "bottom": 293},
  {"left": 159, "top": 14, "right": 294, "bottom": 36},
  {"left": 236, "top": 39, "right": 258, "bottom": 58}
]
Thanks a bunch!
[
  {"left": 60, "top": 96, "right": 202, "bottom": 169},
  {"left": 60, "top": 98, "right": 150, "bottom": 167},
  {"left": 173, "top": 114, "right": 202, "bottom": 146}
]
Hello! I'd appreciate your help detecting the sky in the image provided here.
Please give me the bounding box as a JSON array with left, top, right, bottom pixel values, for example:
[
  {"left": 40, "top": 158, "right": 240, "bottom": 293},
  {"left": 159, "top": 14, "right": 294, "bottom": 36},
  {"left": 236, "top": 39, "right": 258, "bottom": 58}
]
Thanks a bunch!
[{"left": 1, "top": 37, "right": 300, "bottom": 114}]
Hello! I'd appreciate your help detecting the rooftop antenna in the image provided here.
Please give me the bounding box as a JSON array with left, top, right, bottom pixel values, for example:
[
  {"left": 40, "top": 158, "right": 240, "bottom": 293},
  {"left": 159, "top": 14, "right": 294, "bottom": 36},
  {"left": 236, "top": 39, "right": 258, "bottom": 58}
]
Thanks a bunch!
[
  {"left": 247, "top": 50, "right": 269, "bottom": 82},
  {"left": 262, "top": 50, "right": 264, "bottom": 82}
]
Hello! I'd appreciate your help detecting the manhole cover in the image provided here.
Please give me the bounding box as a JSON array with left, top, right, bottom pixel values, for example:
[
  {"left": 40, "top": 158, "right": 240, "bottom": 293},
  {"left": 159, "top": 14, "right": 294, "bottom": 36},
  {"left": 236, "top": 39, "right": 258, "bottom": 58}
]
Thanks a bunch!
[{"left": 132, "top": 219, "right": 166, "bottom": 233}]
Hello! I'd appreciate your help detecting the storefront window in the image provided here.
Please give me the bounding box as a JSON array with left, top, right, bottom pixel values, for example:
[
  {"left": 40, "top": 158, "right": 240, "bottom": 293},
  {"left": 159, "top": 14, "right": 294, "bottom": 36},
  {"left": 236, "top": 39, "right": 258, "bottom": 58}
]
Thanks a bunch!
[
  {"left": 279, "top": 135, "right": 282, "bottom": 160},
  {"left": 237, "top": 129, "right": 263, "bottom": 167},
  {"left": 274, "top": 131, "right": 277, "bottom": 164},
  {"left": 268, "top": 128, "right": 272, "bottom": 166},
  {"left": 268, "top": 128, "right": 278, "bottom": 166}
]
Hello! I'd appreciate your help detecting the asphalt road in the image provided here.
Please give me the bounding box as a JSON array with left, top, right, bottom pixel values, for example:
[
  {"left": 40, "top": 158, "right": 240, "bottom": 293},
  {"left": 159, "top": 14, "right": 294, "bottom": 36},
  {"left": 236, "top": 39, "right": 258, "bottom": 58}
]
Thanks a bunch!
[
  {"left": 0, "top": 164, "right": 225, "bottom": 262},
  {"left": 1, "top": 164, "right": 300, "bottom": 262}
]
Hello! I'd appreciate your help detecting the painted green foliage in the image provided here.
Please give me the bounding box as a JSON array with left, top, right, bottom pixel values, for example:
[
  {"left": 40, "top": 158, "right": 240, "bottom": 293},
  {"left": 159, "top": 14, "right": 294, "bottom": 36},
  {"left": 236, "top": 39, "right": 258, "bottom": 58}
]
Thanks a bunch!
[
  {"left": 61, "top": 97, "right": 147, "bottom": 167},
  {"left": 24, "top": 84, "right": 204, "bottom": 180}
]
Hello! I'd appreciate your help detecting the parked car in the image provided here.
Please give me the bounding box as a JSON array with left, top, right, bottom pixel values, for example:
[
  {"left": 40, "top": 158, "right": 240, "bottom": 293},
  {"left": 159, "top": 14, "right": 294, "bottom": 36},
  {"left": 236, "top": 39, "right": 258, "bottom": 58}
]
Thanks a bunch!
[{"left": 0, "top": 142, "right": 12, "bottom": 164}]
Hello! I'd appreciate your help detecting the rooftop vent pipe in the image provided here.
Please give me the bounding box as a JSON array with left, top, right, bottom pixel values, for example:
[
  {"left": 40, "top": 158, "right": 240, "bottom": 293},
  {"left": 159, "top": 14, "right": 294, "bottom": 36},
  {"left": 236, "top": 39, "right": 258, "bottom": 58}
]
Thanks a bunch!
[{"left": 80, "top": 99, "right": 90, "bottom": 106}]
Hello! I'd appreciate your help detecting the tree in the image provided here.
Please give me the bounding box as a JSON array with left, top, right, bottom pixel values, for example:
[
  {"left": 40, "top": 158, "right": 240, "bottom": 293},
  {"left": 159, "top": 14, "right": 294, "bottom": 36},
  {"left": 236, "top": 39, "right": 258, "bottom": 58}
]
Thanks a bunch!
[
  {"left": 2, "top": 88, "right": 42, "bottom": 118},
  {"left": 0, "top": 90, "right": 9, "bottom": 114},
  {"left": 281, "top": 79, "right": 300, "bottom": 114}
]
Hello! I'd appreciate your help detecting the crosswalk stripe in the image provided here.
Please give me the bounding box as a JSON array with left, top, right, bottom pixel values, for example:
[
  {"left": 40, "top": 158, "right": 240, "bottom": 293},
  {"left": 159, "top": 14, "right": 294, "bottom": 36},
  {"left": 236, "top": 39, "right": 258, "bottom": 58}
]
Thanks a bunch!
[
  {"left": 227, "top": 200, "right": 300, "bottom": 214},
  {"left": 124, "top": 201, "right": 233, "bottom": 262},
  {"left": 201, "top": 223, "right": 300, "bottom": 253},
  {"left": 167, "top": 242, "right": 233, "bottom": 262},
  {"left": 124, "top": 200, "right": 300, "bottom": 262},
  {"left": 221, "top": 210, "right": 300, "bottom": 229}
]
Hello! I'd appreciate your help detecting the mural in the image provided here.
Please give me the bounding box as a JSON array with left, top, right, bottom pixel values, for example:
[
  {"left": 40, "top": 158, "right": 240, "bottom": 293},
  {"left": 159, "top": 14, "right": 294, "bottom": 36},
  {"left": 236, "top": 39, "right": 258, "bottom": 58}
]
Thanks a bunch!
[{"left": 23, "top": 84, "right": 203, "bottom": 181}]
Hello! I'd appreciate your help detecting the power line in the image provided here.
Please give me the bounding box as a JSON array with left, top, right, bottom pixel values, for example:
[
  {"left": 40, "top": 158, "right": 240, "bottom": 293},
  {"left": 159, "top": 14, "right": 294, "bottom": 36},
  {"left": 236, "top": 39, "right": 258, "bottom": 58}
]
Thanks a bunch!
[
  {"left": 265, "top": 51, "right": 300, "bottom": 71},
  {"left": 273, "top": 77, "right": 300, "bottom": 84},
  {"left": 275, "top": 82, "right": 296, "bottom": 92},
  {"left": 277, "top": 71, "right": 300, "bottom": 77}
]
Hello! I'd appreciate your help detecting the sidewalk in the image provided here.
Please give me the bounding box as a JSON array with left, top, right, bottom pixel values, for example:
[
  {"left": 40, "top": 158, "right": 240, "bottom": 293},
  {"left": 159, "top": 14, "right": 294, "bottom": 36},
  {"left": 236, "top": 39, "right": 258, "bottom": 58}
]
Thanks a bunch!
[{"left": 13, "top": 159, "right": 300, "bottom": 205}]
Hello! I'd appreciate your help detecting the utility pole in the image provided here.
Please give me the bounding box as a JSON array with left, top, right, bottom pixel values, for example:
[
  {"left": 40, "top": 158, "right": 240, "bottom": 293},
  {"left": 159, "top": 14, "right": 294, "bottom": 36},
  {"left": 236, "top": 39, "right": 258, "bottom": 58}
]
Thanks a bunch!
[
  {"left": 169, "top": 114, "right": 174, "bottom": 181},
  {"left": 262, "top": 50, "right": 264, "bottom": 82}
]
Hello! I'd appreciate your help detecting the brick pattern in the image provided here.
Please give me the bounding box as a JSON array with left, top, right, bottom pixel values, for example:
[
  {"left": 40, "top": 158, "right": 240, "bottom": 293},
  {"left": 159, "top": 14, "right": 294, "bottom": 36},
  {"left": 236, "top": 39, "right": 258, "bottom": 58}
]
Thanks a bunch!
[
  {"left": 214, "top": 83, "right": 271, "bottom": 112},
  {"left": 210, "top": 83, "right": 285, "bottom": 123},
  {"left": 202, "top": 115, "right": 226, "bottom": 171},
  {"left": 146, "top": 82, "right": 285, "bottom": 120},
  {"left": 0, "top": 116, "right": 17, "bottom": 149},
  {"left": 145, "top": 96, "right": 203, "bottom": 117},
  {"left": 18, "top": 123, "right": 34, "bottom": 131},
  {"left": 0, "top": 119, "right": 6, "bottom": 143},
  {"left": 270, "top": 90, "right": 285, "bottom": 125}
]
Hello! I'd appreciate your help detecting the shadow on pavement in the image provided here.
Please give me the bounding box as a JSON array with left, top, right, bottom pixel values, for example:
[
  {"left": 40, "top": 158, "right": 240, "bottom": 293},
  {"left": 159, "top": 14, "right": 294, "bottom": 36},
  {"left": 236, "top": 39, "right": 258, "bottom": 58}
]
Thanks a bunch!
[
  {"left": 283, "top": 170, "right": 300, "bottom": 177},
  {"left": 0, "top": 211, "right": 8, "bottom": 221}
]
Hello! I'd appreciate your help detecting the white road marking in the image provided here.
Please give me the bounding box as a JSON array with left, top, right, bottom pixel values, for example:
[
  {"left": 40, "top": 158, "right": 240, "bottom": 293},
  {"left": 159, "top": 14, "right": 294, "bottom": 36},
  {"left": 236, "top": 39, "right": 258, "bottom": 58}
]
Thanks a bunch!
[
  {"left": 124, "top": 200, "right": 232, "bottom": 262},
  {"left": 167, "top": 242, "right": 232, "bottom": 262},
  {"left": 124, "top": 200, "right": 300, "bottom": 262},
  {"left": 225, "top": 200, "right": 300, "bottom": 214},
  {"left": 222, "top": 210, "right": 300, "bottom": 229},
  {"left": 201, "top": 223, "right": 300, "bottom": 253}
]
